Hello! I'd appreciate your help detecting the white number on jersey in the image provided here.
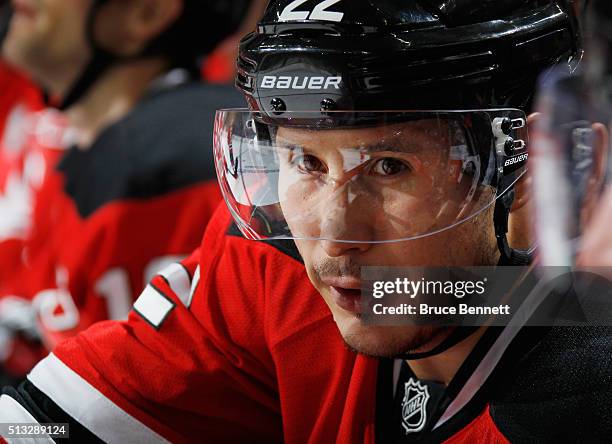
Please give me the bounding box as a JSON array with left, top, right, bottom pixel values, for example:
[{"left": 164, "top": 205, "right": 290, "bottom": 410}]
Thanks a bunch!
[
  {"left": 94, "top": 268, "right": 133, "bottom": 321},
  {"left": 279, "top": 0, "right": 344, "bottom": 23}
]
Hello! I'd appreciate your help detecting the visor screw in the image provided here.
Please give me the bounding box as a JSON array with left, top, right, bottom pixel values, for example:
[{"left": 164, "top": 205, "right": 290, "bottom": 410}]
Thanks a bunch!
[
  {"left": 320, "top": 98, "right": 337, "bottom": 112},
  {"left": 270, "top": 98, "right": 286, "bottom": 114},
  {"left": 500, "top": 118, "right": 512, "bottom": 135}
]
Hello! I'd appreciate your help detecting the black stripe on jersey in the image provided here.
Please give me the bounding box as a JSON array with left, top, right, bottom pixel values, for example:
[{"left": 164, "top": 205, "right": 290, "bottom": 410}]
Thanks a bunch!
[
  {"left": 58, "top": 82, "right": 245, "bottom": 218},
  {"left": 374, "top": 359, "right": 395, "bottom": 444},
  {"left": 227, "top": 222, "right": 303, "bottom": 264},
  {"left": 3, "top": 380, "right": 104, "bottom": 443},
  {"left": 489, "top": 326, "right": 612, "bottom": 442}
]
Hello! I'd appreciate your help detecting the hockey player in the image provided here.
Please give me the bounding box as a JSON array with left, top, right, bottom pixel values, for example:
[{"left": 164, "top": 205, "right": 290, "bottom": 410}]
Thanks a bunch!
[
  {"left": 2, "top": 1, "right": 611, "bottom": 443},
  {"left": 0, "top": 0, "right": 62, "bottom": 385},
  {"left": 0, "top": 0, "right": 249, "bottom": 373},
  {"left": 570, "top": 0, "right": 612, "bottom": 267},
  {"left": 0, "top": 0, "right": 48, "bottom": 285}
]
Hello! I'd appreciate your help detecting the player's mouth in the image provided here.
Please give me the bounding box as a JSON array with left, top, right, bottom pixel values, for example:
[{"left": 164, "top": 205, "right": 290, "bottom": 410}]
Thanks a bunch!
[{"left": 323, "top": 277, "right": 363, "bottom": 314}]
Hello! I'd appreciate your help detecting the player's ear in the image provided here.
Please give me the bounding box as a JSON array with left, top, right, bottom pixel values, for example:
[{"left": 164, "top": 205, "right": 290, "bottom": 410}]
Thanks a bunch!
[
  {"left": 580, "top": 122, "right": 609, "bottom": 227},
  {"left": 94, "top": 0, "right": 183, "bottom": 57},
  {"left": 506, "top": 113, "right": 537, "bottom": 250}
]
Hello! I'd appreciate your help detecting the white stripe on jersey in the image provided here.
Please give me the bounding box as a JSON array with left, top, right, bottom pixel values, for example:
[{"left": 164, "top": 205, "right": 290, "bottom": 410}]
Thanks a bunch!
[
  {"left": 0, "top": 395, "right": 56, "bottom": 443},
  {"left": 187, "top": 266, "right": 200, "bottom": 308},
  {"left": 133, "top": 285, "right": 174, "bottom": 328},
  {"left": 158, "top": 263, "right": 191, "bottom": 307},
  {"left": 28, "top": 354, "right": 169, "bottom": 444},
  {"left": 434, "top": 273, "right": 555, "bottom": 429}
]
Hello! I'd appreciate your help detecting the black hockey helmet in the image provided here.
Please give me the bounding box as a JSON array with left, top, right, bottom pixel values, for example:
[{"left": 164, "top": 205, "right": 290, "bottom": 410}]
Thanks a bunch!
[
  {"left": 237, "top": 0, "right": 580, "bottom": 120},
  {"left": 215, "top": 0, "right": 581, "bottom": 265},
  {"left": 61, "top": 0, "right": 250, "bottom": 109}
]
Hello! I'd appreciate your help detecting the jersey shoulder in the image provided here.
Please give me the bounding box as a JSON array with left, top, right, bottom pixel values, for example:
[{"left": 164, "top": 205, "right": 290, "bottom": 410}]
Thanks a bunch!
[
  {"left": 490, "top": 326, "right": 612, "bottom": 441},
  {"left": 193, "top": 203, "right": 332, "bottom": 351}
]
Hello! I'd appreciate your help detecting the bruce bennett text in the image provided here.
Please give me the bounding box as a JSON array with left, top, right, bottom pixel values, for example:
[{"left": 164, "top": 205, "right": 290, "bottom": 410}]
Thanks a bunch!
[{"left": 371, "top": 303, "right": 511, "bottom": 316}]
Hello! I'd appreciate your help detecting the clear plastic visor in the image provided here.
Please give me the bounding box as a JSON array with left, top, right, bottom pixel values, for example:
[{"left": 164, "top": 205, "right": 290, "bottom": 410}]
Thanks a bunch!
[{"left": 214, "top": 110, "right": 528, "bottom": 243}]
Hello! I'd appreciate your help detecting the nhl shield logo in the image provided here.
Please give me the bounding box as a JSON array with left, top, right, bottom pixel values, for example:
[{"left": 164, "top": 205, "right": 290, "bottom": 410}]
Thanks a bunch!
[{"left": 401, "top": 378, "right": 430, "bottom": 434}]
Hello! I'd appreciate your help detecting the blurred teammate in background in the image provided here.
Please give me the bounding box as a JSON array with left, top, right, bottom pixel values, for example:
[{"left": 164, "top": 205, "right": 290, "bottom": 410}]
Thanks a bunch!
[
  {"left": 0, "top": 0, "right": 58, "bottom": 385},
  {"left": 0, "top": 0, "right": 256, "bottom": 382},
  {"left": 532, "top": 0, "right": 612, "bottom": 267},
  {"left": 570, "top": 0, "right": 612, "bottom": 266},
  {"left": 0, "top": 0, "right": 49, "bottom": 285}
]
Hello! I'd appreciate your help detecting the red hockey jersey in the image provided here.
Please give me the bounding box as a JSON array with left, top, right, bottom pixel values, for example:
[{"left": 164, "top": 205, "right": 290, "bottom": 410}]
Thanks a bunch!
[
  {"left": 0, "top": 62, "right": 41, "bottom": 139},
  {"left": 0, "top": 62, "right": 57, "bottom": 285},
  {"left": 2, "top": 204, "right": 610, "bottom": 443},
  {"left": 0, "top": 81, "right": 244, "bottom": 353}
]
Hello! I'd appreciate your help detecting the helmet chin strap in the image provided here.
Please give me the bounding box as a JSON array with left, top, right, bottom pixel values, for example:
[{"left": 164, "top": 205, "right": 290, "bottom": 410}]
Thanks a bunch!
[
  {"left": 0, "top": 3, "right": 12, "bottom": 44},
  {"left": 398, "top": 326, "right": 482, "bottom": 360},
  {"left": 400, "top": 180, "right": 534, "bottom": 361},
  {"left": 494, "top": 180, "right": 534, "bottom": 266},
  {"left": 59, "top": 0, "right": 193, "bottom": 110},
  {"left": 59, "top": 0, "right": 114, "bottom": 110}
]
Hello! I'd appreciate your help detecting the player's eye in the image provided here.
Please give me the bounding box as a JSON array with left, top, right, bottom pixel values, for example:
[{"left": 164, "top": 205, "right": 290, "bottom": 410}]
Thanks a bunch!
[
  {"left": 293, "top": 154, "right": 327, "bottom": 175},
  {"left": 369, "top": 157, "right": 411, "bottom": 177}
]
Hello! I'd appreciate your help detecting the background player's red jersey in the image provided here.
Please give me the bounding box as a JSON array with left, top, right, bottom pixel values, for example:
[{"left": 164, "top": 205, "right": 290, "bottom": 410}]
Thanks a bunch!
[
  {"left": 0, "top": 62, "right": 70, "bottom": 382},
  {"left": 0, "top": 62, "right": 57, "bottom": 285},
  {"left": 1, "top": 79, "right": 243, "bottom": 355}
]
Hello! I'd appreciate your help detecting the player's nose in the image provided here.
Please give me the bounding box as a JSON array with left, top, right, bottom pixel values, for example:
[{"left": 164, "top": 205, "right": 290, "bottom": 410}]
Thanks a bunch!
[{"left": 319, "top": 182, "right": 374, "bottom": 257}]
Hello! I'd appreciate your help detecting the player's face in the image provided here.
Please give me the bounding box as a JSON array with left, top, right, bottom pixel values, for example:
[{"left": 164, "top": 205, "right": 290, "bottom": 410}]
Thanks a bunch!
[
  {"left": 3, "top": 0, "right": 90, "bottom": 92},
  {"left": 277, "top": 122, "right": 499, "bottom": 357}
]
